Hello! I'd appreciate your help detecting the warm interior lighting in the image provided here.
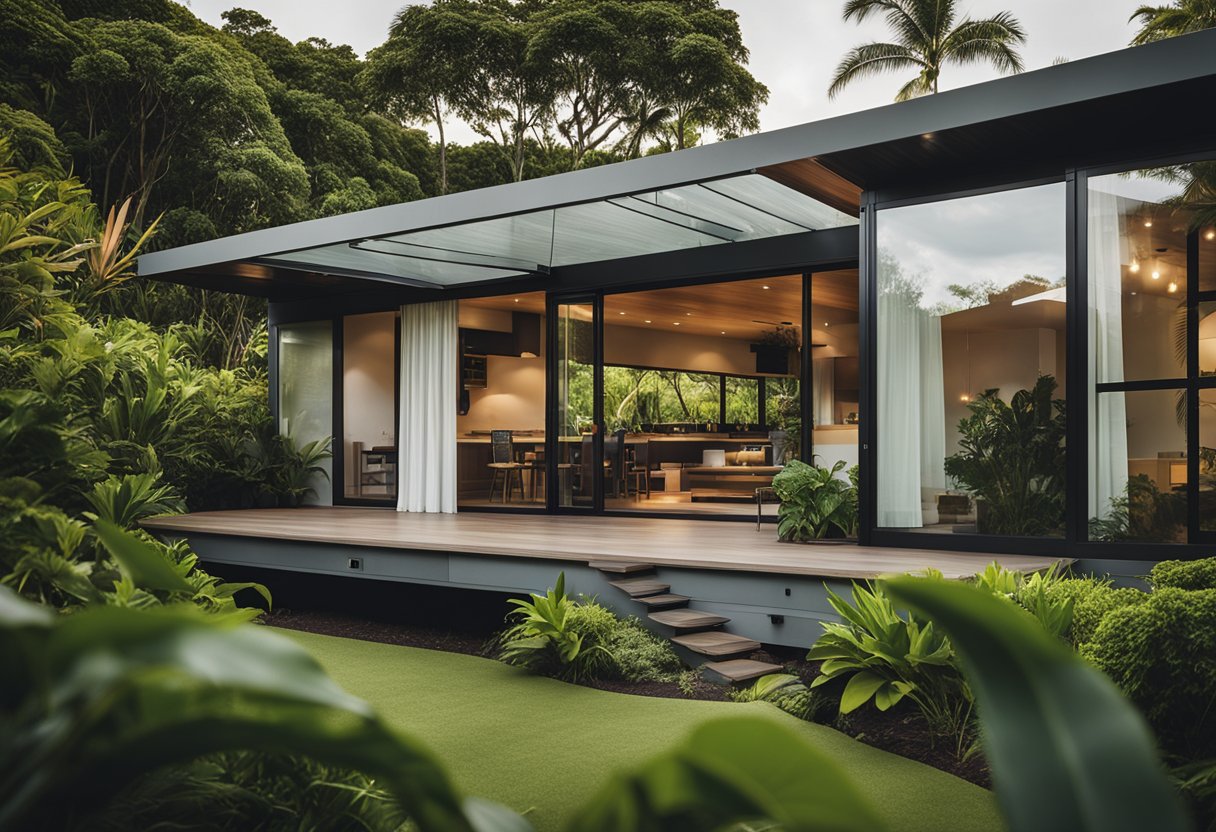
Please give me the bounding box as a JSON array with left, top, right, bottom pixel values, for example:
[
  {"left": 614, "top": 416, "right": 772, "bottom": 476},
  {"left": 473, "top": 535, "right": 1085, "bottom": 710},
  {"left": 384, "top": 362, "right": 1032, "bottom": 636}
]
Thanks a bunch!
[
  {"left": 824, "top": 322, "right": 830, "bottom": 327},
  {"left": 960, "top": 394, "right": 970, "bottom": 402},
  {"left": 672, "top": 322, "right": 681, "bottom": 326},
  {"left": 1144, "top": 220, "right": 1153, "bottom": 228},
  {"left": 1152, "top": 271, "right": 1161, "bottom": 280},
  {"left": 1168, "top": 281, "right": 1178, "bottom": 293},
  {"left": 643, "top": 319, "right": 652, "bottom": 323},
  {"left": 1207, "top": 229, "right": 1216, "bottom": 241},
  {"left": 762, "top": 285, "right": 770, "bottom": 290},
  {"left": 1130, "top": 259, "right": 1141, "bottom": 273},
  {"left": 513, "top": 298, "right": 520, "bottom": 303},
  {"left": 519, "top": 351, "right": 537, "bottom": 359},
  {"left": 720, "top": 330, "right": 726, "bottom": 335},
  {"left": 618, "top": 311, "right": 626, "bottom": 315}
]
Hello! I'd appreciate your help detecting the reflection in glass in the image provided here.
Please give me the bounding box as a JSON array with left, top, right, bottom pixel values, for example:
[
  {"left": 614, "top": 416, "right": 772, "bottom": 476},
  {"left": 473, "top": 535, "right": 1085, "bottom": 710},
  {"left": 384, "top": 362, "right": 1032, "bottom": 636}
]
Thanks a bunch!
[
  {"left": 557, "top": 302, "right": 596, "bottom": 508},
  {"left": 1202, "top": 389, "right": 1216, "bottom": 532},
  {"left": 278, "top": 321, "right": 333, "bottom": 505},
  {"left": 1088, "top": 171, "right": 1189, "bottom": 384},
  {"left": 876, "top": 183, "right": 1067, "bottom": 536},
  {"left": 1202, "top": 225, "right": 1216, "bottom": 293},
  {"left": 1202, "top": 301, "right": 1216, "bottom": 377},
  {"left": 343, "top": 312, "right": 397, "bottom": 502},
  {"left": 1089, "top": 389, "right": 1188, "bottom": 543}
]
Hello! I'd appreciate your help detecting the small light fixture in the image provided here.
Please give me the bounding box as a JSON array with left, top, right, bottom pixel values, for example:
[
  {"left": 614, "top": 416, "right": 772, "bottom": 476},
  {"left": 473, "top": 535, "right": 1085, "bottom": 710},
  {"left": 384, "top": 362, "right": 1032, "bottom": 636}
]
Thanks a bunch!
[
  {"left": 514, "top": 298, "right": 520, "bottom": 303},
  {"left": 720, "top": 330, "right": 726, "bottom": 335},
  {"left": 1130, "top": 259, "right": 1141, "bottom": 273},
  {"left": 960, "top": 394, "right": 971, "bottom": 402},
  {"left": 1207, "top": 229, "right": 1216, "bottom": 241},
  {"left": 1168, "top": 281, "right": 1178, "bottom": 293},
  {"left": 673, "top": 322, "right": 681, "bottom": 326},
  {"left": 618, "top": 311, "right": 626, "bottom": 315},
  {"left": 824, "top": 322, "right": 830, "bottom": 327},
  {"left": 519, "top": 351, "right": 537, "bottom": 359},
  {"left": 685, "top": 312, "right": 692, "bottom": 316},
  {"left": 1130, "top": 291, "right": 1138, "bottom": 296},
  {"left": 1152, "top": 270, "right": 1161, "bottom": 280},
  {"left": 1144, "top": 219, "right": 1153, "bottom": 228},
  {"left": 762, "top": 285, "right": 770, "bottom": 290},
  {"left": 644, "top": 319, "right": 652, "bottom": 323}
]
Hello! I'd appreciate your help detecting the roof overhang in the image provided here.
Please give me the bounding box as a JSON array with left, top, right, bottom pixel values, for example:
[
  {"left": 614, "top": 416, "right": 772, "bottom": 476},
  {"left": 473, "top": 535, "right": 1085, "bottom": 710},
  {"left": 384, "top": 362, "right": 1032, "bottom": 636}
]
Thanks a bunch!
[{"left": 138, "top": 29, "right": 1216, "bottom": 301}]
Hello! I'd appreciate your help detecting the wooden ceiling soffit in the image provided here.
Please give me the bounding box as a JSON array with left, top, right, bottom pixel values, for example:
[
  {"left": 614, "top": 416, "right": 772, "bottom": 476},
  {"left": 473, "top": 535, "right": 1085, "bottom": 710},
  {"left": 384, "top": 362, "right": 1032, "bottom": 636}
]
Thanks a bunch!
[{"left": 757, "top": 158, "right": 862, "bottom": 218}]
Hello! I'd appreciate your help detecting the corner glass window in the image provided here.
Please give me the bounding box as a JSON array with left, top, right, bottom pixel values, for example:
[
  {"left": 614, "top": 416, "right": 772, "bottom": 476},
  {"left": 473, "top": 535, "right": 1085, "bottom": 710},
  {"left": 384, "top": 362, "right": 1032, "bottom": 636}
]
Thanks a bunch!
[{"left": 875, "top": 182, "right": 1067, "bottom": 537}]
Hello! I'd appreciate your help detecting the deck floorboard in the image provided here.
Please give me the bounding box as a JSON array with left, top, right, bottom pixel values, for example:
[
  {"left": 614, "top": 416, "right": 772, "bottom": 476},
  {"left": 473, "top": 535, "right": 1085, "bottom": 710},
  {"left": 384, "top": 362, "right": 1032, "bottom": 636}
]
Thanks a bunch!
[{"left": 143, "top": 507, "right": 1068, "bottom": 580}]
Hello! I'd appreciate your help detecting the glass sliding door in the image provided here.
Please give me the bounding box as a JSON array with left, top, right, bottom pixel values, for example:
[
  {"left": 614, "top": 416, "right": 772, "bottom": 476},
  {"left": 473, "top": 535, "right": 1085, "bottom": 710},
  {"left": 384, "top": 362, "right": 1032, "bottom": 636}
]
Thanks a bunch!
[
  {"left": 874, "top": 182, "right": 1067, "bottom": 538},
  {"left": 277, "top": 320, "right": 334, "bottom": 505},
  {"left": 553, "top": 298, "right": 600, "bottom": 510},
  {"left": 341, "top": 312, "right": 398, "bottom": 503}
]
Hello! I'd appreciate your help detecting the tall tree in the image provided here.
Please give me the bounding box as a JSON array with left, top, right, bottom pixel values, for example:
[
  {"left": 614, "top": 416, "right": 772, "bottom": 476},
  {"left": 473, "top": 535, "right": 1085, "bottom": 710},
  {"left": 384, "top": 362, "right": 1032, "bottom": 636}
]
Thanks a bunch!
[
  {"left": 828, "top": 0, "right": 1027, "bottom": 102},
  {"left": 1130, "top": 0, "right": 1216, "bottom": 44},
  {"left": 362, "top": 1, "right": 481, "bottom": 194}
]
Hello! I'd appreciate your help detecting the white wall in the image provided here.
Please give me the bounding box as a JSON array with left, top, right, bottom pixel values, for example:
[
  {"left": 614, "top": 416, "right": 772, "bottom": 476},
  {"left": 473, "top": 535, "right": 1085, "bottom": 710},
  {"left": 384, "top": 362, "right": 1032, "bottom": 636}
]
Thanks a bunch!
[
  {"left": 458, "top": 353, "right": 547, "bottom": 432},
  {"left": 604, "top": 324, "right": 763, "bottom": 376},
  {"left": 343, "top": 312, "right": 397, "bottom": 494}
]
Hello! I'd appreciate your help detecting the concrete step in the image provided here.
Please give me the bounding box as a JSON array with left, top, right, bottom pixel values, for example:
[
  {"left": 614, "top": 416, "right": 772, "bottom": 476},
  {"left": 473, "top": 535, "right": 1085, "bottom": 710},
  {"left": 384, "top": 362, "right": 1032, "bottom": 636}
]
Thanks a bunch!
[
  {"left": 608, "top": 577, "right": 671, "bottom": 598},
  {"left": 632, "top": 593, "right": 690, "bottom": 609},
  {"left": 588, "top": 560, "right": 654, "bottom": 574},
  {"left": 701, "top": 659, "right": 785, "bottom": 684},
  {"left": 671, "top": 631, "right": 762, "bottom": 657},
  {"left": 648, "top": 608, "right": 730, "bottom": 631}
]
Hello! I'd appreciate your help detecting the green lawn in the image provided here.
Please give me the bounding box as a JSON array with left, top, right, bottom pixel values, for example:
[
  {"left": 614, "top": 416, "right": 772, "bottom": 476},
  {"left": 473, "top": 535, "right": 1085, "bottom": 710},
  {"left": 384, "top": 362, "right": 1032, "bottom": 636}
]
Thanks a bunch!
[{"left": 288, "top": 630, "right": 1003, "bottom": 832}]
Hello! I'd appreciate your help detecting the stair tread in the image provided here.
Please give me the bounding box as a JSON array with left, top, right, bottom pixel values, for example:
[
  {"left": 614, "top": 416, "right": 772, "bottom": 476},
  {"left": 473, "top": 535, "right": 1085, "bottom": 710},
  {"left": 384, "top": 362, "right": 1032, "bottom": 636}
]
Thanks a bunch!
[
  {"left": 701, "top": 659, "right": 785, "bottom": 683},
  {"left": 588, "top": 561, "right": 654, "bottom": 574},
  {"left": 632, "top": 593, "right": 690, "bottom": 608},
  {"left": 608, "top": 578, "right": 671, "bottom": 597},
  {"left": 671, "top": 631, "right": 762, "bottom": 656},
  {"left": 649, "top": 609, "right": 730, "bottom": 629}
]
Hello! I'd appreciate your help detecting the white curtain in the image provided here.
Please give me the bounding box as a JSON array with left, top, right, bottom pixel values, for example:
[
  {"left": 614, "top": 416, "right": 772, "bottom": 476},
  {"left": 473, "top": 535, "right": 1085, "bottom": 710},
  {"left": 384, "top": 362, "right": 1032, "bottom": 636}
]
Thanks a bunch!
[
  {"left": 1087, "top": 189, "right": 1129, "bottom": 520},
  {"left": 397, "top": 300, "right": 458, "bottom": 513},
  {"left": 877, "top": 290, "right": 945, "bottom": 528}
]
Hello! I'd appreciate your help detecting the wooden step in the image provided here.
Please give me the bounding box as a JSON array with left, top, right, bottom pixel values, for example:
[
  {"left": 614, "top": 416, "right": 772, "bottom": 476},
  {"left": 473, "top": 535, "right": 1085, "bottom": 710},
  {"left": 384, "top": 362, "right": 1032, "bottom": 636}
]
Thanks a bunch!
[
  {"left": 671, "top": 631, "right": 762, "bottom": 657},
  {"left": 701, "top": 659, "right": 785, "bottom": 684},
  {"left": 632, "top": 593, "right": 690, "bottom": 609},
  {"left": 648, "top": 608, "right": 730, "bottom": 631},
  {"left": 588, "top": 561, "right": 654, "bottom": 574},
  {"left": 608, "top": 578, "right": 671, "bottom": 598}
]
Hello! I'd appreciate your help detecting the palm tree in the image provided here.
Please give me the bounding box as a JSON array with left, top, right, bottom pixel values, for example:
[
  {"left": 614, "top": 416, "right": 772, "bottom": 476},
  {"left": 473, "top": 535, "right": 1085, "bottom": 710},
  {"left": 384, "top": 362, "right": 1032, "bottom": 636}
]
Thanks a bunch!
[
  {"left": 828, "top": 0, "right": 1027, "bottom": 102},
  {"left": 1130, "top": 0, "right": 1216, "bottom": 44}
]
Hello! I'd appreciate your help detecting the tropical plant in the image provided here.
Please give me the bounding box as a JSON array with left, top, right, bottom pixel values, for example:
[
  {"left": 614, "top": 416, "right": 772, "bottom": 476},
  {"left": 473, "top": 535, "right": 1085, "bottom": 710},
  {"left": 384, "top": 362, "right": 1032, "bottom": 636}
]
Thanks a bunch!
[
  {"left": 84, "top": 469, "right": 183, "bottom": 528},
  {"left": 943, "top": 375, "right": 1066, "bottom": 536},
  {"left": 1131, "top": 0, "right": 1216, "bottom": 44},
  {"left": 497, "top": 573, "right": 612, "bottom": 681},
  {"left": 1088, "top": 473, "right": 1188, "bottom": 542},
  {"left": 0, "top": 580, "right": 521, "bottom": 832},
  {"left": 772, "top": 458, "right": 858, "bottom": 540},
  {"left": 565, "top": 600, "right": 684, "bottom": 683},
  {"left": 828, "top": 0, "right": 1027, "bottom": 102},
  {"left": 732, "top": 672, "right": 829, "bottom": 722},
  {"left": 972, "top": 561, "right": 1075, "bottom": 640},
  {"left": 808, "top": 579, "right": 972, "bottom": 749}
]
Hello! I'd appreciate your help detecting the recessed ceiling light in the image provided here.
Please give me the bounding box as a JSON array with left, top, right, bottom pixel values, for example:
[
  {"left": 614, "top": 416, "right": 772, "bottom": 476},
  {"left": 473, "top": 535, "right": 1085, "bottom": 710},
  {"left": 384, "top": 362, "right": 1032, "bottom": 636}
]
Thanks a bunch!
[
  {"left": 1130, "top": 291, "right": 1138, "bottom": 296},
  {"left": 824, "top": 322, "right": 830, "bottom": 327},
  {"left": 1207, "top": 229, "right": 1216, "bottom": 241},
  {"left": 673, "top": 322, "right": 681, "bottom": 326},
  {"left": 618, "top": 311, "right": 626, "bottom": 315},
  {"left": 644, "top": 319, "right": 652, "bottom": 323},
  {"left": 1130, "top": 260, "right": 1141, "bottom": 273},
  {"left": 762, "top": 285, "right": 771, "bottom": 290},
  {"left": 685, "top": 312, "right": 692, "bottom": 316},
  {"left": 513, "top": 298, "right": 520, "bottom": 303},
  {"left": 720, "top": 330, "right": 726, "bottom": 335},
  {"left": 1168, "top": 281, "right": 1178, "bottom": 293},
  {"left": 1144, "top": 220, "right": 1153, "bottom": 228},
  {"left": 1152, "top": 271, "right": 1161, "bottom": 280}
]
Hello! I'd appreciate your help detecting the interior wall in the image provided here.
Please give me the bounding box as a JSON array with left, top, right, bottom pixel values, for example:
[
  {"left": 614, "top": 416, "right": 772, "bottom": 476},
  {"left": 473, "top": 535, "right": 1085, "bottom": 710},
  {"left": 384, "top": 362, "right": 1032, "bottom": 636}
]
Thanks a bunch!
[
  {"left": 343, "top": 312, "right": 397, "bottom": 494},
  {"left": 458, "top": 352, "right": 547, "bottom": 432}
]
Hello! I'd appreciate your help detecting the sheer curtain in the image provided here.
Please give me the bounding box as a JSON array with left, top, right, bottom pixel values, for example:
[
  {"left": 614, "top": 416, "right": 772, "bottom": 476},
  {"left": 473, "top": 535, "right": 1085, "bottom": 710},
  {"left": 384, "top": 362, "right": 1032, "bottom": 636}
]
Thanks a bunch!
[
  {"left": 397, "top": 300, "right": 458, "bottom": 513},
  {"left": 1088, "top": 189, "right": 1129, "bottom": 521},
  {"left": 812, "top": 357, "right": 835, "bottom": 427},
  {"left": 877, "top": 289, "right": 945, "bottom": 528}
]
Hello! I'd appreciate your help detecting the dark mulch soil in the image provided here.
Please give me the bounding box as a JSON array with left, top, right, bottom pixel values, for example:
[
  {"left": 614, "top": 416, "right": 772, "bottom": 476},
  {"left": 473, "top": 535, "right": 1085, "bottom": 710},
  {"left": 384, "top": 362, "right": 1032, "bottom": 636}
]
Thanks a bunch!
[{"left": 229, "top": 565, "right": 988, "bottom": 788}]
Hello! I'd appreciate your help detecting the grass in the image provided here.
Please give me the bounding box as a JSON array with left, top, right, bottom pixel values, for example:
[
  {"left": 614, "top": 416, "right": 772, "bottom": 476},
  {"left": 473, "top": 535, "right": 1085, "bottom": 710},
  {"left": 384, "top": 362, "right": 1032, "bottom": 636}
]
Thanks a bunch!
[{"left": 288, "top": 629, "right": 1004, "bottom": 832}]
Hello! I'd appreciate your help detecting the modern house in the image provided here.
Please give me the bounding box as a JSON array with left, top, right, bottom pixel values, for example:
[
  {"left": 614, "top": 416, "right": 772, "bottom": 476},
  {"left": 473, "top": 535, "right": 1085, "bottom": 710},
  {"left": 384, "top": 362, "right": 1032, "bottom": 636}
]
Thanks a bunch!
[{"left": 141, "top": 31, "right": 1216, "bottom": 662}]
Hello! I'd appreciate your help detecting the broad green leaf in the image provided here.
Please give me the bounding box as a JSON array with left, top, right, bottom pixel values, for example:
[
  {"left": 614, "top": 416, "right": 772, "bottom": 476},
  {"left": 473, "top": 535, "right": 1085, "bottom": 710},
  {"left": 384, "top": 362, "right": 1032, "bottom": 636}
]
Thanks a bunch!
[
  {"left": 839, "top": 671, "right": 887, "bottom": 713},
  {"left": 885, "top": 576, "right": 1190, "bottom": 832},
  {"left": 566, "top": 717, "right": 888, "bottom": 832},
  {"left": 93, "top": 519, "right": 191, "bottom": 593}
]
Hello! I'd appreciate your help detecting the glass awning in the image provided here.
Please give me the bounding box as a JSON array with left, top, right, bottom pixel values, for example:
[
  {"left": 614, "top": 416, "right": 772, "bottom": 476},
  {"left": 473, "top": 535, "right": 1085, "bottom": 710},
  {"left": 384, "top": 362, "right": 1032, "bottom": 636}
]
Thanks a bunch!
[{"left": 259, "top": 173, "right": 857, "bottom": 289}]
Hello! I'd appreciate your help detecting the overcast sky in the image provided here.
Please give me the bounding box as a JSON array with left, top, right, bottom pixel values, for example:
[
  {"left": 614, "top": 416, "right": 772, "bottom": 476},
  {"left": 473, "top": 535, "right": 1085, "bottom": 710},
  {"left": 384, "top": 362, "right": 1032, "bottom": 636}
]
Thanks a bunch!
[{"left": 184, "top": 0, "right": 1146, "bottom": 144}]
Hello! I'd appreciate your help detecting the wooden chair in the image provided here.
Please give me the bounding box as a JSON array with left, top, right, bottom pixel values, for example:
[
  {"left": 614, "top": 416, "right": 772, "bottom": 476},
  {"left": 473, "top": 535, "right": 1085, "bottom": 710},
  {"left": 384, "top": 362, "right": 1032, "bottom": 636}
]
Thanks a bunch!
[
  {"left": 487, "top": 430, "right": 525, "bottom": 503},
  {"left": 604, "top": 429, "right": 626, "bottom": 498},
  {"left": 524, "top": 447, "right": 546, "bottom": 501},
  {"left": 625, "top": 442, "right": 651, "bottom": 500}
]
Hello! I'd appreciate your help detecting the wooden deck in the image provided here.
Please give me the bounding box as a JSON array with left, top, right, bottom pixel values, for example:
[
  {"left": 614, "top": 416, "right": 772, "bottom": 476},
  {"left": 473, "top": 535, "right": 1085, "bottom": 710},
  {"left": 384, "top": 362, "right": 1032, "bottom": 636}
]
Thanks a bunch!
[{"left": 143, "top": 507, "right": 1067, "bottom": 581}]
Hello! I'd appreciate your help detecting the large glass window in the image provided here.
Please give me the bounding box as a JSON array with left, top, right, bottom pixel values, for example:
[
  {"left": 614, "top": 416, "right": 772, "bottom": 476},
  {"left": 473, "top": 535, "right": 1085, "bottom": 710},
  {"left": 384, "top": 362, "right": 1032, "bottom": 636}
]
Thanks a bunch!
[
  {"left": 876, "top": 183, "right": 1067, "bottom": 537},
  {"left": 278, "top": 321, "right": 333, "bottom": 505}
]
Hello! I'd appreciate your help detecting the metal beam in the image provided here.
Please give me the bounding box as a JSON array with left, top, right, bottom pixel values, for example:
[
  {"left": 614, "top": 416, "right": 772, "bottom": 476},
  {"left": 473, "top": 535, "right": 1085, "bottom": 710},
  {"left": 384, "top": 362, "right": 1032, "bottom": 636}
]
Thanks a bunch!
[
  {"left": 252, "top": 257, "right": 445, "bottom": 290},
  {"left": 352, "top": 237, "right": 550, "bottom": 275}
]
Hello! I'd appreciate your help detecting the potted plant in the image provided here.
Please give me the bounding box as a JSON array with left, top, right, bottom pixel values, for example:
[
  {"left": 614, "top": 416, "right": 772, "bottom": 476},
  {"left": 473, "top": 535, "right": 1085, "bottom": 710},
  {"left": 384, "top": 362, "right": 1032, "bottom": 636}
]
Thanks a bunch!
[{"left": 772, "top": 458, "right": 859, "bottom": 541}]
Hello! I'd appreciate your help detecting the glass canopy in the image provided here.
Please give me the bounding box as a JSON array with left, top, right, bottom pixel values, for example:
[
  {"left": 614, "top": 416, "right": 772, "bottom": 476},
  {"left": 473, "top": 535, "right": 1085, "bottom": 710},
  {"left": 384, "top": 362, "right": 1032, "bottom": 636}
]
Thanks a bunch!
[{"left": 261, "top": 173, "right": 858, "bottom": 289}]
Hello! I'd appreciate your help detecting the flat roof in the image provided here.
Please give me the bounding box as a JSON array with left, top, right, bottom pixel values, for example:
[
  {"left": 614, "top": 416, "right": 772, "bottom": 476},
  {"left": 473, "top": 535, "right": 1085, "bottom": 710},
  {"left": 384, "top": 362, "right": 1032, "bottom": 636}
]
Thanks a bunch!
[{"left": 139, "top": 29, "right": 1216, "bottom": 298}]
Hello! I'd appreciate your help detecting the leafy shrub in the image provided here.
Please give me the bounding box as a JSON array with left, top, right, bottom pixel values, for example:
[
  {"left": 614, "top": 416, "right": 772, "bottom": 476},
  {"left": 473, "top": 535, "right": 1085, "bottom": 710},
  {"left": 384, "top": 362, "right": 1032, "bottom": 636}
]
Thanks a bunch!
[
  {"left": 498, "top": 573, "right": 612, "bottom": 681},
  {"left": 773, "top": 458, "right": 858, "bottom": 541},
  {"left": 808, "top": 580, "right": 972, "bottom": 746},
  {"left": 1081, "top": 587, "right": 1216, "bottom": 760},
  {"left": 732, "top": 673, "right": 830, "bottom": 723},
  {"left": 1089, "top": 474, "right": 1188, "bottom": 543},
  {"left": 1034, "top": 577, "right": 1146, "bottom": 647},
  {"left": 943, "top": 375, "right": 1066, "bottom": 536},
  {"left": 566, "top": 601, "right": 684, "bottom": 683},
  {"left": 1151, "top": 557, "right": 1216, "bottom": 591}
]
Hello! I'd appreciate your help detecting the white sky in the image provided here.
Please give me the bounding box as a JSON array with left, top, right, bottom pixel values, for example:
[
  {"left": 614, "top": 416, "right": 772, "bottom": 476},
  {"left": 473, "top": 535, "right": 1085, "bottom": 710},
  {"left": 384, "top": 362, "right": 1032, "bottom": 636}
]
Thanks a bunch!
[{"left": 184, "top": 0, "right": 1146, "bottom": 144}]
